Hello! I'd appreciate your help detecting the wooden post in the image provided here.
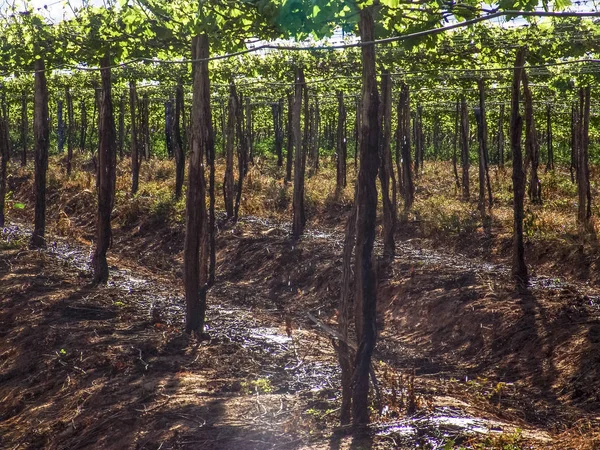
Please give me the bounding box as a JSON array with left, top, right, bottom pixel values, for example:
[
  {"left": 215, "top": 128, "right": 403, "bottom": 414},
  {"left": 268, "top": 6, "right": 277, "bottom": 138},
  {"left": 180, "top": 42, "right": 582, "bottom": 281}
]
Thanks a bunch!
[
  {"left": 460, "top": 96, "right": 470, "bottom": 201},
  {"left": 577, "top": 86, "right": 593, "bottom": 235},
  {"left": 92, "top": 53, "right": 117, "bottom": 284},
  {"left": 31, "top": 59, "right": 49, "bottom": 249},
  {"left": 224, "top": 82, "right": 237, "bottom": 219},
  {"left": 129, "top": 81, "right": 140, "bottom": 195},
  {"left": 183, "top": 35, "right": 212, "bottom": 337},
  {"left": 400, "top": 83, "right": 414, "bottom": 212},
  {"left": 336, "top": 91, "right": 347, "bottom": 191},
  {"left": 379, "top": 72, "right": 396, "bottom": 260},
  {"left": 522, "top": 71, "right": 541, "bottom": 204},
  {"left": 174, "top": 84, "right": 185, "bottom": 199},
  {"left": 21, "top": 93, "right": 27, "bottom": 167},
  {"left": 352, "top": 7, "right": 380, "bottom": 426},
  {"left": 66, "top": 87, "right": 74, "bottom": 176},
  {"left": 0, "top": 109, "right": 8, "bottom": 226},
  {"left": 510, "top": 47, "right": 527, "bottom": 288},
  {"left": 291, "top": 68, "right": 306, "bottom": 240},
  {"left": 545, "top": 103, "right": 553, "bottom": 172}
]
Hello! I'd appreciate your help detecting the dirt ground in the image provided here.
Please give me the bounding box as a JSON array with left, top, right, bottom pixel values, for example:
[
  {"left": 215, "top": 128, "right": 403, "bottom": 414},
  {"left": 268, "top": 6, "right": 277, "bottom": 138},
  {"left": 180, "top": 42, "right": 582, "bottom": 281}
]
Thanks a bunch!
[
  {"left": 3, "top": 156, "right": 600, "bottom": 449},
  {"left": 2, "top": 211, "right": 600, "bottom": 450}
]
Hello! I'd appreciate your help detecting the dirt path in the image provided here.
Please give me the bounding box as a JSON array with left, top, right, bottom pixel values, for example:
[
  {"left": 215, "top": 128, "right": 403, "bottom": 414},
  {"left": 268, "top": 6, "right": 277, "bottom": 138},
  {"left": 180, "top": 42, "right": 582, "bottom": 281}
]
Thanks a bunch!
[{"left": 2, "top": 219, "right": 600, "bottom": 449}]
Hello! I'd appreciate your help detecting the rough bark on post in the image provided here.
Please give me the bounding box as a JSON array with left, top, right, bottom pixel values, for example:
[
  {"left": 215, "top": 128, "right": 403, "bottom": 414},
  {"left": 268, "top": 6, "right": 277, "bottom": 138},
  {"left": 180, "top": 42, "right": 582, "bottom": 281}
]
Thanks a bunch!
[
  {"left": 0, "top": 113, "right": 8, "bottom": 227},
  {"left": 21, "top": 94, "right": 27, "bottom": 167},
  {"left": 433, "top": 115, "right": 441, "bottom": 159},
  {"left": 337, "top": 187, "right": 358, "bottom": 425},
  {"left": 452, "top": 98, "right": 461, "bottom": 189},
  {"left": 570, "top": 104, "right": 577, "bottom": 184},
  {"left": 352, "top": 7, "right": 380, "bottom": 427},
  {"left": 416, "top": 105, "right": 424, "bottom": 174},
  {"left": 497, "top": 103, "right": 505, "bottom": 168},
  {"left": 400, "top": 83, "right": 414, "bottom": 212},
  {"left": 129, "top": 82, "right": 140, "bottom": 195},
  {"left": 142, "top": 95, "right": 150, "bottom": 160},
  {"left": 89, "top": 86, "right": 99, "bottom": 155},
  {"left": 207, "top": 96, "right": 216, "bottom": 290},
  {"left": 510, "top": 47, "right": 527, "bottom": 288},
  {"left": 0, "top": 95, "right": 7, "bottom": 163},
  {"left": 273, "top": 99, "right": 283, "bottom": 167},
  {"left": 57, "top": 100, "right": 64, "bottom": 154},
  {"left": 66, "top": 87, "right": 74, "bottom": 176},
  {"left": 174, "top": 84, "right": 185, "bottom": 200},
  {"left": 413, "top": 107, "right": 420, "bottom": 177},
  {"left": 475, "top": 78, "right": 492, "bottom": 215},
  {"left": 79, "top": 98, "right": 87, "bottom": 154},
  {"left": 234, "top": 93, "right": 248, "bottom": 223},
  {"left": 475, "top": 107, "right": 487, "bottom": 218},
  {"left": 118, "top": 95, "right": 125, "bottom": 160},
  {"left": 379, "top": 72, "right": 395, "bottom": 260},
  {"left": 355, "top": 97, "right": 361, "bottom": 169},
  {"left": 303, "top": 87, "right": 310, "bottom": 176},
  {"left": 31, "top": 59, "right": 49, "bottom": 249},
  {"left": 394, "top": 94, "right": 403, "bottom": 196},
  {"left": 246, "top": 98, "right": 253, "bottom": 164},
  {"left": 545, "top": 104, "right": 553, "bottom": 172},
  {"left": 285, "top": 93, "right": 293, "bottom": 182},
  {"left": 165, "top": 100, "right": 173, "bottom": 158},
  {"left": 312, "top": 98, "right": 320, "bottom": 173},
  {"left": 522, "top": 71, "right": 541, "bottom": 204},
  {"left": 577, "top": 86, "right": 593, "bottom": 235},
  {"left": 307, "top": 105, "right": 314, "bottom": 176},
  {"left": 183, "top": 35, "right": 212, "bottom": 337},
  {"left": 336, "top": 91, "right": 347, "bottom": 192},
  {"left": 460, "top": 96, "right": 470, "bottom": 201},
  {"left": 291, "top": 68, "right": 306, "bottom": 240},
  {"left": 92, "top": 53, "right": 117, "bottom": 284},
  {"left": 224, "top": 83, "right": 237, "bottom": 219}
]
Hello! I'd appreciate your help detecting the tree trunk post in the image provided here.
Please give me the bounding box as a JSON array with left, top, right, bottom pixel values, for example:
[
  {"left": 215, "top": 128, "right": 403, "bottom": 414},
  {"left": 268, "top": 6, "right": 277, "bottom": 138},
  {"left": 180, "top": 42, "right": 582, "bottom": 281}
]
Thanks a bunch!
[
  {"left": 118, "top": 95, "right": 125, "bottom": 160},
  {"left": 183, "top": 35, "right": 212, "bottom": 337},
  {"left": 174, "top": 84, "right": 185, "bottom": 200},
  {"left": 522, "top": 71, "right": 541, "bottom": 204},
  {"left": 0, "top": 111, "right": 8, "bottom": 227},
  {"left": 497, "top": 103, "right": 505, "bottom": 169},
  {"left": 92, "top": 53, "right": 117, "bottom": 284},
  {"left": 285, "top": 93, "right": 293, "bottom": 183},
  {"left": 234, "top": 92, "right": 248, "bottom": 223},
  {"left": 352, "top": 7, "right": 380, "bottom": 427},
  {"left": 66, "top": 87, "right": 74, "bottom": 176},
  {"left": 130, "top": 81, "right": 140, "bottom": 195},
  {"left": 510, "top": 47, "right": 527, "bottom": 288},
  {"left": 313, "top": 98, "right": 320, "bottom": 173},
  {"left": 291, "top": 68, "right": 306, "bottom": 240},
  {"left": 21, "top": 93, "right": 27, "bottom": 167},
  {"left": 31, "top": 59, "right": 49, "bottom": 249},
  {"left": 577, "top": 86, "right": 593, "bottom": 235},
  {"left": 545, "top": 103, "right": 553, "bottom": 172},
  {"left": 224, "top": 82, "right": 237, "bottom": 219},
  {"left": 273, "top": 99, "right": 283, "bottom": 167},
  {"left": 57, "top": 99, "right": 64, "bottom": 154},
  {"left": 400, "top": 83, "right": 414, "bottom": 213},
  {"left": 79, "top": 98, "right": 87, "bottom": 154},
  {"left": 379, "top": 71, "right": 395, "bottom": 260},
  {"left": 460, "top": 96, "right": 470, "bottom": 201},
  {"left": 336, "top": 91, "right": 347, "bottom": 192}
]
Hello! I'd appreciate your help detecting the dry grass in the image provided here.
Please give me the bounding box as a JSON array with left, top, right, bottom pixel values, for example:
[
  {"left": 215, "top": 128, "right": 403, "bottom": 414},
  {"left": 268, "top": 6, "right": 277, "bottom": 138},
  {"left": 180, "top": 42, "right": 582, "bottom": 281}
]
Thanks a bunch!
[
  {"left": 411, "top": 160, "right": 596, "bottom": 243},
  {"left": 7, "top": 152, "right": 599, "bottom": 258},
  {"left": 8, "top": 152, "right": 357, "bottom": 235}
]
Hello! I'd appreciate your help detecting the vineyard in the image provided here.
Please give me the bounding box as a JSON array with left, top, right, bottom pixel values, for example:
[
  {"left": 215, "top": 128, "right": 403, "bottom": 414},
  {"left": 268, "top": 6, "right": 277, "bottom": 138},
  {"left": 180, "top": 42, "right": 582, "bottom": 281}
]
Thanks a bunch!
[{"left": 1, "top": 0, "right": 600, "bottom": 448}]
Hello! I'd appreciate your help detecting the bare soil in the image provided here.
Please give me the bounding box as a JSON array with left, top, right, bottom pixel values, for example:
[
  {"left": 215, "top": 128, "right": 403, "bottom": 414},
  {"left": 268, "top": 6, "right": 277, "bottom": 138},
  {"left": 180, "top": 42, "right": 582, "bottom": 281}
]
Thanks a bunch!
[{"left": 2, "top": 160, "right": 600, "bottom": 449}]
